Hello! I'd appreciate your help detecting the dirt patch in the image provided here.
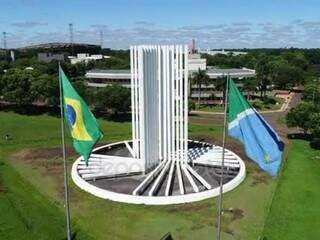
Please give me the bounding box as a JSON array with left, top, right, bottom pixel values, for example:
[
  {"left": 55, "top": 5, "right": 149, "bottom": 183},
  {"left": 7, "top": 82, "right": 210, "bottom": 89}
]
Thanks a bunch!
[
  {"left": 167, "top": 202, "right": 212, "bottom": 213},
  {"left": 251, "top": 172, "right": 270, "bottom": 187},
  {"left": 0, "top": 182, "right": 7, "bottom": 193},
  {"left": 11, "top": 147, "right": 77, "bottom": 160},
  {"left": 224, "top": 208, "right": 244, "bottom": 221},
  {"left": 9, "top": 147, "right": 80, "bottom": 202}
]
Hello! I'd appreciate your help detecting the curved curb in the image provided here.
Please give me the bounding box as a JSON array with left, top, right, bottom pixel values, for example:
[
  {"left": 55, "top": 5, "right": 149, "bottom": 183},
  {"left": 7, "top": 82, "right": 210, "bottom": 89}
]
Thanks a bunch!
[{"left": 71, "top": 141, "right": 246, "bottom": 205}]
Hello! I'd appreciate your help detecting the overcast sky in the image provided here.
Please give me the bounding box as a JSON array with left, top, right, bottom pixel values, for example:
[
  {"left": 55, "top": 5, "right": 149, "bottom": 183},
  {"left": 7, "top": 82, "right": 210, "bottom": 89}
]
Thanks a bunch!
[{"left": 1, "top": 0, "right": 320, "bottom": 49}]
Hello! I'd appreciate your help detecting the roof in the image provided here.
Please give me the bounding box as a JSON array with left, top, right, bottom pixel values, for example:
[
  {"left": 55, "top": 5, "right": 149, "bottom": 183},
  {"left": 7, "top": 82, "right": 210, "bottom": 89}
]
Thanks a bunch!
[
  {"left": 19, "top": 42, "right": 100, "bottom": 50},
  {"left": 206, "top": 67, "right": 255, "bottom": 79},
  {"left": 85, "top": 67, "right": 255, "bottom": 79},
  {"left": 86, "top": 69, "right": 131, "bottom": 79}
]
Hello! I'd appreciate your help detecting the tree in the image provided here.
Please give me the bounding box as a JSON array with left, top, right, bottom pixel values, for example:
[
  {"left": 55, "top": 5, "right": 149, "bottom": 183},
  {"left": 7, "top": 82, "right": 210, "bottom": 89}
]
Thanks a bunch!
[
  {"left": 214, "top": 76, "right": 227, "bottom": 105},
  {"left": 242, "top": 77, "right": 258, "bottom": 100},
  {"left": 0, "top": 69, "right": 36, "bottom": 105},
  {"left": 191, "top": 69, "right": 210, "bottom": 106},
  {"left": 303, "top": 80, "right": 320, "bottom": 105},
  {"left": 270, "top": 58, "right": 304, "bottom": 89},
  {"left": 188, "top": 99, "right": 196, "bottom": 113},
  {"left": 94, "top": 84, "right": 131, "bottom": 114},
  {"left": 286, "top": 102, "right": 317, "bottom": 133},
  {"left": 310, "top": 113, "right": 320, "bottom": 138},
  {"left": 255, "top": 54, "right": 271, "bottom": 98},
  {"left": 30, "top": 74, "right": 59, "bottom": 106}
]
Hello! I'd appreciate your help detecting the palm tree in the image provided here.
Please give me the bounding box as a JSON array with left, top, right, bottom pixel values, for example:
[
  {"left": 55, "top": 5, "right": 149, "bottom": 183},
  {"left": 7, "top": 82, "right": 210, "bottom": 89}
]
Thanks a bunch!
[
  {"left": 214, "top": 76, "right": 227, "bottom": 105},
  {"left": 191, "top": 69, "right": 210, "bottom": 106}
]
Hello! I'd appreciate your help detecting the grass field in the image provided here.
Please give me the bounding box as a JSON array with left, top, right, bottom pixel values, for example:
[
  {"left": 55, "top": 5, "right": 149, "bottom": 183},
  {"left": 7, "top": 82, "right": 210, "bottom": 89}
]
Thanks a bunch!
[
  {"left": 0, "top": 111, "right": 317, "bottom": 240},
  {"left": 262, "top": 140, "right": 320, "bottom": 240}
]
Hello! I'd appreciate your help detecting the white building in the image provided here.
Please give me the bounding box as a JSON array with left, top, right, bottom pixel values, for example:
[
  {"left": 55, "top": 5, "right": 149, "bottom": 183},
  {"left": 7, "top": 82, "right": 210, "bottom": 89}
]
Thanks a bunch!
[
  {"left": 68, "top": 53, "right": 110, "bottom": 64},
  {"left": 188, "top": 53, "right": 207, "bottom": 72},
  {"left": 198, "top": 49, "right": 248, "bottom": 56}
]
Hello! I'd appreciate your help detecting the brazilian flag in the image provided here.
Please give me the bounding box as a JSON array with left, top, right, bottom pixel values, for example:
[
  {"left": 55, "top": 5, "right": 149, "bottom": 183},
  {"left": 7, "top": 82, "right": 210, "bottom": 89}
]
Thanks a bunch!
[{"left": 60, "top": 66, "right": 103, "bottom": 165}]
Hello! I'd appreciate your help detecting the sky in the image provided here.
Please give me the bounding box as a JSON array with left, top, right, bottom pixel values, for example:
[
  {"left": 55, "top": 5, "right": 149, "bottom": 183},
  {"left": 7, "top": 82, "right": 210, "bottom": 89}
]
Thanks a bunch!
[{"left": 1, "top": 0, "right": 320, "bottom": 49}]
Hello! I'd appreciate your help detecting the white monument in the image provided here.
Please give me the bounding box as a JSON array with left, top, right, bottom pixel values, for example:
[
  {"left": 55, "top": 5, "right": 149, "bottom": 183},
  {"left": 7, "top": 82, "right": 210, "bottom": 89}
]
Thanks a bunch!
[{"left": 71, "top": 45, "right": 246, "bottom": 205}]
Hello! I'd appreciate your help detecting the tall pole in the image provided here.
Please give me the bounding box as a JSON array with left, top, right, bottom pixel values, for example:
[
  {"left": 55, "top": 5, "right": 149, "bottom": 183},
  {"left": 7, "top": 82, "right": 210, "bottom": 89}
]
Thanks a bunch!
[
  {"left": 69, "top": 23, "right": 74, "bottom": 56},
  {"left": 216, "top": 74, "right": 230, "bottom": 240},
  {"left": 99, "top": 30, "right": 103, "bottom": 49},
  {"left": 2, "top": 32, "right": 7, "bottom": 50},
  {"left": 59, "top": 64, "right": 72, "bottom": 240}
]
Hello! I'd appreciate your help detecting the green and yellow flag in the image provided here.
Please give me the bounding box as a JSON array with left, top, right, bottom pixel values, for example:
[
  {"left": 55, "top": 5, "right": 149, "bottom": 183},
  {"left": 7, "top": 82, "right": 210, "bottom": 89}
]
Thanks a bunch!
[{"left": 60, "top": 66, "right": 103, "bottom": 165}]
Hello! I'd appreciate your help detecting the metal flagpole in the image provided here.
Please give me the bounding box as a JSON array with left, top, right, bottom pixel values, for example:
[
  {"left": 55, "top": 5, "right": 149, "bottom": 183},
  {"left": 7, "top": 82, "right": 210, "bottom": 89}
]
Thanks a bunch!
[
  {"left": 216, "top": 74, "right": 230, "bottom": 240},
  {"left": 59, "top": 63, "right": 72, "bottom": 240}
]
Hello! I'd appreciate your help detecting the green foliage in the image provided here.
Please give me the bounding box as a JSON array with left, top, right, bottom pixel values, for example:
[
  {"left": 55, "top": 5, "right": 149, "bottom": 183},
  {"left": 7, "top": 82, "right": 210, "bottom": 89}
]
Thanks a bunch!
[
  {"left": 30, "top": 74, "right": 59, "bottom": 106},
  {"left": 188, "top": 99, "right": 196, "bottom": 113},
  {"left": 191, "top": 69, "right": 210, "bottom": 105},
  {"left": 94, "top": 84, "right": 131, "bottom": 114},
  {"left": 303, "top": 80, "right": 320, "bottom": 104},
  {"left": 310, "top": 138, "right": 320, "bottom": 150},
  {"left": 310, "top": 113, "right": 320, "bottom": 137},
  {"left": 94, "top": 57, "right": 129, "bottom": 69},
  {"left": 0, "top": 69, "right": 36, "bottom": 105},
  {"left": 286, "top": 102, "right": 317, "bottom": 133}
]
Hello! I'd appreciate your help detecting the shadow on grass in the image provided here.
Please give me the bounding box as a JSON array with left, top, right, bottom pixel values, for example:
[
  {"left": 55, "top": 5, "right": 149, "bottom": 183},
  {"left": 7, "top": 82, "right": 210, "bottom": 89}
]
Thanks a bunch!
[
  {"left": 0, "top": 103, "right": 131, "bottom": 123},
  {"left": 0, "top": 103, "right": 60, "bottom": 117},
  {"left": 160, "top": 232, "right": 174, "bottom": 240},
  {"left": 287, "top": 132, "right": 312, "bottom": 141}
]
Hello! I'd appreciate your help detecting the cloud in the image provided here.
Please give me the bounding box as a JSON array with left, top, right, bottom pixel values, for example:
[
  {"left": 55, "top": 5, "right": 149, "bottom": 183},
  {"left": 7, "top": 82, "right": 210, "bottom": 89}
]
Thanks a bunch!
[
  {"left": 12, "top": 21, "right": 47, "bottom": 28},
  {"left": 134, "top": 21, "right": 155, "bottom": 27},
  {"left": 6, "top": 19, "right": 320, "bottom": 49}
]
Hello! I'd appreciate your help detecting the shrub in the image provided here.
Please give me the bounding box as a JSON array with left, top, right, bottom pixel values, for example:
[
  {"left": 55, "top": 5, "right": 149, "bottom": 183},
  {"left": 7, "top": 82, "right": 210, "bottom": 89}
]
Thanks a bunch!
[
  {"left": 263, "top": 96, "right": 277, "bottom": 105},
  {"left": 252, "top": 100, "right": 263, "bottom": 110},
  {"left": 310, "top": 138, "right": 320, "bottom": 150}
]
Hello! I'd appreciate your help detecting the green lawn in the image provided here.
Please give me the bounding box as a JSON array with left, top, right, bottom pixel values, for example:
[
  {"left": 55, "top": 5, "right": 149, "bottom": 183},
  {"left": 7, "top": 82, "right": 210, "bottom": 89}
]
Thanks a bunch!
[
  {"left": 196, "top": 96, "right": 284, "bottom": 113},
  {"left": 262, "top": 140, "right": 320, "bottom": 240},
  {"left": 0, "top": 111, "right": 280, "bottom": 239}
]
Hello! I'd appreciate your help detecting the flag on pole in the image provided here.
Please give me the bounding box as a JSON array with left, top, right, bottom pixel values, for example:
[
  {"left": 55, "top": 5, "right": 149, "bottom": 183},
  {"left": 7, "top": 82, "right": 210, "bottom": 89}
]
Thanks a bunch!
[
  {"left": 60, "top": 66, "right": 103, "bottom": 165},
  {"left": 228, "top": 79, "right": 284, "bottom": 176}
]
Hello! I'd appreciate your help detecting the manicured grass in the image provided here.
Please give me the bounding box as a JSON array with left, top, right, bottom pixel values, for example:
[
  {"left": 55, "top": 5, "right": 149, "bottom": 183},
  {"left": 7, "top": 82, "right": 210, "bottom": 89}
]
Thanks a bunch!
[
  {"left": 0, "top": 111, "right": 277, "bottom": 239},
  {"left": 196, "top": 97, "right": 284, "bottom": 113},
  {"left": 197, "top": 105, "right": 225, "bottom": 113},
  {"left": 262, "top": 140, "right": 320, "bottom": 239}
]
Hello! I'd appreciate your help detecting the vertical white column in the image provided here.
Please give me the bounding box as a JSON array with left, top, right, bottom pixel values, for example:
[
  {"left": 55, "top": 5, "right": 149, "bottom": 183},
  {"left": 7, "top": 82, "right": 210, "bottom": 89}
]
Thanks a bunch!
[
  {"left": 130, "top": 47, "right": 136, "bottom": 158},
  {"left": 163, "top": 46, "right": 167, "bottom": 161},
  {"left": 138, "top": 47, "right": 145, "bottom": 169},
  {"left": 179, "top": 45, "right": 183, "bottom": 163},
  {"left": 134, "top": 46, "right": 140, "bottom": 158},
  {"left": 158, "top": 46, "right": 162, "bottom": 161},
  {"left": 170, "top": 46, "right": 175, "bottom": 162},
  {"left": 175, "top": 46, "right": 179, "bottom": 161},
  {"left": 183, "top": 45, "right": 189, "bottom": 163},
  {"left": 166, "top": 46, "right": 171, "bottom": 161}
]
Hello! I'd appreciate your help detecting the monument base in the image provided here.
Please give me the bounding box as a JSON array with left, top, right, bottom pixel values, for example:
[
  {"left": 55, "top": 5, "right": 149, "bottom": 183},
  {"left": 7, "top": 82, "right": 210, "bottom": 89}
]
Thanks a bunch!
[{"left": 71, "top": 140, "right": 246, "bottom": 205}]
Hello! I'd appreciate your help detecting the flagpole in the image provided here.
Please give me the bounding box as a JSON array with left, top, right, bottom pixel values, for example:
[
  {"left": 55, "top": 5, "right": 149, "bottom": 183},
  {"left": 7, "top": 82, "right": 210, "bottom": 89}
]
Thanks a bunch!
[
  {"left": 59, "top": 63, "right": 72, "bottom": 240},
  {"left": 216, "top": 74, "right": 230, "bottom": 240}
]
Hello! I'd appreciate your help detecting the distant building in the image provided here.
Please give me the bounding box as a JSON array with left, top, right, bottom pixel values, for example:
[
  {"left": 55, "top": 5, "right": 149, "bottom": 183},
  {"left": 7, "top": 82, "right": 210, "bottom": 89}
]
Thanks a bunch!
[
  {"left": 38, "top": 52, "right": 67, "bottom": 63},
  {"left": 188, "top": 54, "right": 207, "bottom": 72},
  {"left": 85, "top": 67, "right": 255, "bottom": 103},
  {"left": 68, "top": 53, "right": 110, "bottom": 64},
  {"left": 19, "top": 42, "right": 101, "bottom": 55},
  {"left": 86, "top": 69, "right": 131, "bottom": 88},
  {"left": 199, "top": 49, "right": 248, "bottom": 56}
]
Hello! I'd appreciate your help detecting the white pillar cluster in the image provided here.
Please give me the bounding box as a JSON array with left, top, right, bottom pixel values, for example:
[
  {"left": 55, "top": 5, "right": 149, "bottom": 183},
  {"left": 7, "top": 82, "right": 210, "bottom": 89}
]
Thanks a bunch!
[{"left": 130, "top": 45, "right": 189, "bottom": 173}]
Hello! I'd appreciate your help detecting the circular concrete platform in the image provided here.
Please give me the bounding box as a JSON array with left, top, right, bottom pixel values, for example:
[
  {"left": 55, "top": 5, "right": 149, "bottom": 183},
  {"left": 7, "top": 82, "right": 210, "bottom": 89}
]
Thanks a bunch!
[{"left": 71, "top": 140, "right": 246, "bottom": 205}]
